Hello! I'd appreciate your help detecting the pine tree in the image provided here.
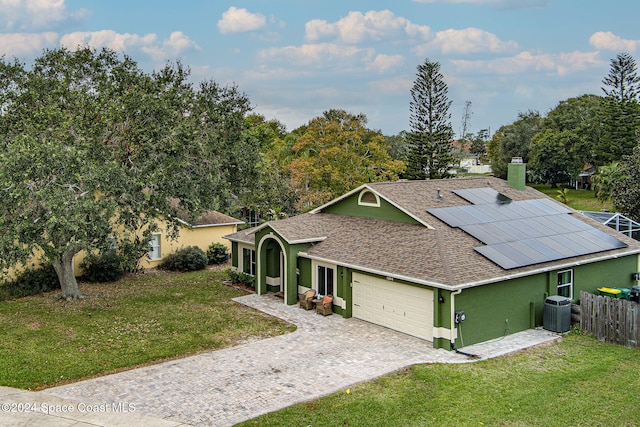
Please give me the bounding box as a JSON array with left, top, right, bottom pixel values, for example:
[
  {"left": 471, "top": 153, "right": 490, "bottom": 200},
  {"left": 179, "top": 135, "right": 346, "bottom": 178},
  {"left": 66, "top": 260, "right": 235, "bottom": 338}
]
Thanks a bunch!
[
  {"left": 406, "top": 58, "right": 455, "bottom": 180},
  {"left": 595, "top": 52, "right": 640, "bottom": 165}
]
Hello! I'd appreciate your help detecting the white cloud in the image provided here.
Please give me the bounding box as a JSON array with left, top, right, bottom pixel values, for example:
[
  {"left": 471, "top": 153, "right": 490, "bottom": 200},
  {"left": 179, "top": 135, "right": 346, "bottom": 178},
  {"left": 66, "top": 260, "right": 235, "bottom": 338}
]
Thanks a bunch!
[
  {"left": 452, "top": 51, "right": 602, "bottom": 76},
  {"left": 369, "top": 54, "right": 405, "bottom": 73},
  {"left": 60, "top": 30, "right": 199, "bottom": 61},
  {"left": 0, "top": 32, "right": 58, "bottom": 56},
  {"left": 416, "top": 27, "right": 518, "bottom": 55},
  {"left": 217, "top": 7, "right": 267, "bottom": 34},
  {"left": 589, "top": 31, "right": 640, "bottom": 52},
  {"left": 0, "top": 0, "right": 89, "bottom": 31},
  {"left": 258, "top": 43, "right": 375, "bottom": 69},
  {"left": 368, "top": 77, "right": 413, "bottom": 95},
  {"left": 305, "top": 10, "right": 431, "bottom": 44},
  {"left": 141, "top": 31, "right": 201, "bottom": 61},
  {"left": 60, "top": 30, "right": 157, "bottom": 52},
  {"left": 258, "top": 42, "right": 404, "bottom": 75}
]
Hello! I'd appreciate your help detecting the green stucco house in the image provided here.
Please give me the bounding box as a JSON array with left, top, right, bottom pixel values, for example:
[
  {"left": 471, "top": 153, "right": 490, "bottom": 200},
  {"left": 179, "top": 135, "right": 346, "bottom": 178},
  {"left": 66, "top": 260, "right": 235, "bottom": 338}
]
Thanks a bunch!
[{"left": 224, "top": 175, "right": 640, "bottom": 350}]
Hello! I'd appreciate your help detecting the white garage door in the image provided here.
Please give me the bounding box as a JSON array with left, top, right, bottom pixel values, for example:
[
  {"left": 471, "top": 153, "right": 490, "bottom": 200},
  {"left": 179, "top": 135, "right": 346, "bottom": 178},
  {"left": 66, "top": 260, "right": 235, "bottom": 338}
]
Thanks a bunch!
[{"left": 352, "top": 272, "right": 433, "bottom": 341}]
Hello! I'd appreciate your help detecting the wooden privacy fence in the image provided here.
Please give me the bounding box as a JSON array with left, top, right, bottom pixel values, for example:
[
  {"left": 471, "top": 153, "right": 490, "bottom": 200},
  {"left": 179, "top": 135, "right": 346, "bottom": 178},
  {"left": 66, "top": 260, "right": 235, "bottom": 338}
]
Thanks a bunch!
[{"left": 580, "top": 291, "right": 640, "bottom": 348}]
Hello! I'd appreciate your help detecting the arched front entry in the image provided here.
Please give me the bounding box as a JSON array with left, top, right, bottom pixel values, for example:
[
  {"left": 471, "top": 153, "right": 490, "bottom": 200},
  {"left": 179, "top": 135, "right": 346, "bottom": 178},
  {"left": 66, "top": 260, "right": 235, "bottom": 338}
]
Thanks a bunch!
[{"left": 256, "top": 233, "right": 291, "bottom": 304}]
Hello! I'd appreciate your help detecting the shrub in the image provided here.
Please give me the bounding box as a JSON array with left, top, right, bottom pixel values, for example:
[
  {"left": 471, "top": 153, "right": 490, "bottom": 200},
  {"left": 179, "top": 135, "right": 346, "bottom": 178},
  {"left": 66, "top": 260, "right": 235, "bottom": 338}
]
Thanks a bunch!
[
  {"left": 161, "top": 246, "right": 208, "bottom": 272},
  {"left": 80, "top": 250, "right": 125, "bottom": 282},
  {"left": 226, "top": 268, "right": 240, "bottom": 284},
  {"left": 207, "top": 242, "right": 229, "bottom": 265},
  {"left": 226, "top": 268, "right": 254, "bottom": 288},
  {"left": 2, "top": 264, "right": 60, "bottom": 299},
  {"left": 118, "top": 237, "right": 150, "bottom": 273},
  {"left": 238, "top": 272, "right": 255, "bottom": 288}
]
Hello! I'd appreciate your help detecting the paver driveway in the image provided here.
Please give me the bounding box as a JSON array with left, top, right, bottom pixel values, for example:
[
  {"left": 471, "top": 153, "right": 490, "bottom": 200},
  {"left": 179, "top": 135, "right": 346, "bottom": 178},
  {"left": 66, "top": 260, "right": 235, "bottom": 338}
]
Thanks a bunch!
[{"left": 41, "top": 293, "right": 559, "bottom": 426}]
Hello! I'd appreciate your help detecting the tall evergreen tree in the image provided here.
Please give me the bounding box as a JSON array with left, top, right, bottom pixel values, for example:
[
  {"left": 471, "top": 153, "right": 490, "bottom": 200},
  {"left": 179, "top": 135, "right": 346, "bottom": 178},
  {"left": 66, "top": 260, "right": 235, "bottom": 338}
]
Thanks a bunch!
[
  {"left": 406, "top": 58, "right": 454, "bottom": 180},
  {"left": 595, "top": 52, "right": 640, "bottom": 165}
]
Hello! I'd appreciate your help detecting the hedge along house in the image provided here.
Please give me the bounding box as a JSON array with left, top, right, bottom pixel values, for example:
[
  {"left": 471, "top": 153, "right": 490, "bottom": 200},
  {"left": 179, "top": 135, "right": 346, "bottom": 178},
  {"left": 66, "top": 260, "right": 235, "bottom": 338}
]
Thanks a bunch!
[{"left": 224, "top": 171, "right": 640, "bottom": 350}]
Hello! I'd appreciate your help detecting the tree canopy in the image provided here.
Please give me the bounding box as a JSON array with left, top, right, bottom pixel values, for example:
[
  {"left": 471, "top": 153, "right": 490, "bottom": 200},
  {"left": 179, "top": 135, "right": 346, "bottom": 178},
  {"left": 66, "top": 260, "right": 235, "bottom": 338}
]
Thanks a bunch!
[
  {"left": 0, "top": 47, "right": 252, "bottom": 299},
  {"left": 611, "top": 146, "right": 640, "bottom": 221},
  {"left": 287, "top": 109, "right": 404, "bottom": 210},
  {"left": 488, "top": 110, "right": 542, "bottom": 179},
  {"left": 527, "top": 95, "right": 602, "bottom": 185}
]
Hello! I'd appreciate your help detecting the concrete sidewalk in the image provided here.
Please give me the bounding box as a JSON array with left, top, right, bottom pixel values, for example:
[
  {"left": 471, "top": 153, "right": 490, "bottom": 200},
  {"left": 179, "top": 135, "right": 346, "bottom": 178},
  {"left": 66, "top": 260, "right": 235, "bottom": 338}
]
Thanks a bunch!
[{"left": 1, "top": 294, "right": 560, "bottom": 426}]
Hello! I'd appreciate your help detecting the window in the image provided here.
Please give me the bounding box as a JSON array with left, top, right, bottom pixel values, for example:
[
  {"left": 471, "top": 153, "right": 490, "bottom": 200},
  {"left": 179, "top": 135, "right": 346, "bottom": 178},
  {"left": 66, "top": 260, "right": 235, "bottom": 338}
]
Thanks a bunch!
[
  {"left": 358, "top": 189, "right": 380, "bottom": 207},
  {"left": 147, "top": 234, "right": 161, "bottom": 260},
  {"left": 557, "top": 269, "right": 573, "bottom": 299},
  {"left": 242, "top": 248, "right": 256, "bottom": 276},
  {"left": 317, "top": 265, "right": 334, "bottom": 296}
]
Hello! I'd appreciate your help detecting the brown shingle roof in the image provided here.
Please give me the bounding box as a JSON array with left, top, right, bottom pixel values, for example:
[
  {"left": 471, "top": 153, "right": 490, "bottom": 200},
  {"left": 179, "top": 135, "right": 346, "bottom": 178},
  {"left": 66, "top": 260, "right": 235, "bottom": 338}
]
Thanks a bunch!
[
  {"left": 190, "top": 210, "right": 243, "bottom": 227},
  {"left": 168, "top": 198, "right": 242, "bottom": 227},
  {"left": 226, "top": 177, "right": 640, "bottom": 289}
]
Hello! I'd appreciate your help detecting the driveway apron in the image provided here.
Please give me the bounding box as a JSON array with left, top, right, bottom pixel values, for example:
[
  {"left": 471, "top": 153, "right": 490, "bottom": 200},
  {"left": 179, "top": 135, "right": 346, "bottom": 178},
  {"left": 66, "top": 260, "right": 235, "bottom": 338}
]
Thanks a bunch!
[{"left": 40, "top": 293, "right": 560, "bottom": 426}]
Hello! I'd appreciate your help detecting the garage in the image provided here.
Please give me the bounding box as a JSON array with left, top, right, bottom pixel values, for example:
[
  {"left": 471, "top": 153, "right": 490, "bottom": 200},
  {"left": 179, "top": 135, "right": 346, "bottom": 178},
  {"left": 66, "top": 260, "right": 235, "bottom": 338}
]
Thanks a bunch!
[{"left": 352, "top": 272, "right": 433, "bottom": 340}]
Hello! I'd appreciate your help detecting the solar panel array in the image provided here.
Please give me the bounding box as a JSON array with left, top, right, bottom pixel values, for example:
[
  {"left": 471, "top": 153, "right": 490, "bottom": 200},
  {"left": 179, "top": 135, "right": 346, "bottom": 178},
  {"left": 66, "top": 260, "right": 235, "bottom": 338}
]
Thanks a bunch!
[{"left": 428, "top": 188, "right": 627, "bottom": 270}]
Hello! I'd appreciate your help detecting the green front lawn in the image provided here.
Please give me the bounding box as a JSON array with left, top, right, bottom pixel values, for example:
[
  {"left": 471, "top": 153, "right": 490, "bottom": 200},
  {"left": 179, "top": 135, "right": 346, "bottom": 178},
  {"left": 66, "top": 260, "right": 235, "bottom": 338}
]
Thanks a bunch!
[
  {"left": 0, "top": 268, "right": 294, "bottom": 390},
  {"left": 530, "top": 183, "right": 613, "bottom": 212},
  {"left": 240, "top": 333, "right": 639, "bottom": 427}
]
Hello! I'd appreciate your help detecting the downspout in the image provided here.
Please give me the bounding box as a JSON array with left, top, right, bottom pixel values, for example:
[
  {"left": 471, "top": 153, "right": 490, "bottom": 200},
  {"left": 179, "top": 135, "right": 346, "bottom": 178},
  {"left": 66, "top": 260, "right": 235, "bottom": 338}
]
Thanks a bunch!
[{"left": 450, "top": 288, "right": 479, "bottom": 358}]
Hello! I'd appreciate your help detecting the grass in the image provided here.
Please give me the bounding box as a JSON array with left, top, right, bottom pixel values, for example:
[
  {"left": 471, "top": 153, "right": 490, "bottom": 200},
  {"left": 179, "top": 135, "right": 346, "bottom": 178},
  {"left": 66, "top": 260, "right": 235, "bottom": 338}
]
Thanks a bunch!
[
  {"left": 529, "top": 183, "right": 613, "bottom": 212},
  {"left": 239, "top": 332, "right": 640, "bottom": 427},
  {"left": 0, "top": 267, "right": 294, "bottom": 390}
]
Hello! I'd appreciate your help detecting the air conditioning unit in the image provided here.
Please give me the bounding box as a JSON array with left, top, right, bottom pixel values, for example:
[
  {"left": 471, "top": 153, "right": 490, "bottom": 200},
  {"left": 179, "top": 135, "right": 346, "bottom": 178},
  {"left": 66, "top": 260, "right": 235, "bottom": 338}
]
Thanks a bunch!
[{"left": 543, "top": 296, "right": 571, "bottom": 333}]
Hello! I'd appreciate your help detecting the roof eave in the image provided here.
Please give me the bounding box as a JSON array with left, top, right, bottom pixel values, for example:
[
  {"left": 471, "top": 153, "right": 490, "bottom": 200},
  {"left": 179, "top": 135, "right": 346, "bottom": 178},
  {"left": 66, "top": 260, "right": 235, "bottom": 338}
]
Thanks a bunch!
[
  {"left": 455, "top": 247, "right": 640, "bottom": 290},
  {"left": 299, "top": 247, "right": 640, "bottom": 292},
  {"left": 311, "top": 183, "right": 435, "bottom": 230},
  {"left": 189, "top": 221, "right": 244, "bottom": 228}
]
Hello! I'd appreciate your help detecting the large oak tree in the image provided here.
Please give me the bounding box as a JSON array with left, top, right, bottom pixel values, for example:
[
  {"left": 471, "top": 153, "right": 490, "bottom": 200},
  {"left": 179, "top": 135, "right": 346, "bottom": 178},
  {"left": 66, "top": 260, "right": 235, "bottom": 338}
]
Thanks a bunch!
[
  {"left": 288, "top": 109, "right": 404, "bottom": 210},
  {"left": 0, "top": 48, "right": 251, "bottom": 300}
]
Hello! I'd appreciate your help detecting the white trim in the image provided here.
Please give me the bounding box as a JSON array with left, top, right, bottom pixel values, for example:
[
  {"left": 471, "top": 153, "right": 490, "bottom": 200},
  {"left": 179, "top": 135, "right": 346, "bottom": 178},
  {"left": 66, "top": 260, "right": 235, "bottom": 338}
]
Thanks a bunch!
[
  {"left": 288, "top": 236, "right": 327, "bottom": 245},
  {"left": 301, "top": 251, "right": 448, "bottom": 289},
  {"left": 266, "top": 276, "right": 282, "bottom": 287},
  {"left": 299, "top": 248, "right": 640, "bottom": 292},
  {"left": 312, "top": 260, "right": 337, "bottom": 297},
  {"left": 147, "top": 233, "right": 162, "bottom": 260},
  {"left": 450, "top": 289, "right": 462, "bottom": 343},
  {"left": 172, "top": 216, "right": 243, "bottom": 229},
  {"left": 432, "top": 327, "right": 453, "bottom": 340},
  {"left": 188, "top": 221, "right": 244, "bottom": 229},
  {"left": 238, "top": 243, "right": 256, "bottom": 276},
  {"left": 358, "top": 189, "right": 380, "bottom": 207},
  {"left": 246, "top": 223, "right": 325, "bottom": 245},
  {"left": 257, "top": 233, "right": 288, "bottom": 302},
  {"left": 557, "top": 268, "right": 574, "bottom": 300},
  {"left": 310, "top": 183, "right": 435, "bottom": 230}
]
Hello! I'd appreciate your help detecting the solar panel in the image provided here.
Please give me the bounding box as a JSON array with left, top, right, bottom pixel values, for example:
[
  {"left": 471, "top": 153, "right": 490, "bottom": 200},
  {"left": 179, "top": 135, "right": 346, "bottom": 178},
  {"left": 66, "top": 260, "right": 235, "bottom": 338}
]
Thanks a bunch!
[
  {"left": 453, "top": 188, "right": 501, "bottom": 205},
  {"left": 430, "top": 187, "right": 628, "bottom": 269}
]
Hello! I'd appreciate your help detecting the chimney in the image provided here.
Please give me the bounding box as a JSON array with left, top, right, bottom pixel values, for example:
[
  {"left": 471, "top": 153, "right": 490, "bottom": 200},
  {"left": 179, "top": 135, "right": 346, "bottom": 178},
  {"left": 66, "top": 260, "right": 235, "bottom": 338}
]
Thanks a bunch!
[{"left": 507, "top": 157, "right": 526, "bottom": 190}]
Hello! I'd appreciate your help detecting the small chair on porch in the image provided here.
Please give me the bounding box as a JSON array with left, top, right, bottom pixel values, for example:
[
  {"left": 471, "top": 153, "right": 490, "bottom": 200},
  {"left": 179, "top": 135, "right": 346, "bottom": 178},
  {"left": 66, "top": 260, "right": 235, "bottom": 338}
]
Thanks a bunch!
[
  {"left": 299, "top": 289, "right": 316, "bottom": 310},
  {"left": 316, "top": 295, "right": 333, "bottom": 316}
]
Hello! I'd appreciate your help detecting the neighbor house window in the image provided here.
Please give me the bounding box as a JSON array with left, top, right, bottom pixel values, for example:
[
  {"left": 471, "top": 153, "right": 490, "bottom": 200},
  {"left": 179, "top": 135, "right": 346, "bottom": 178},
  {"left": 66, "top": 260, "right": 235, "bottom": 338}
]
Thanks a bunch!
[
  {"left": 317, "top": 265, "right": 334, "bottom": 296},
  {"left": 148, "top": 234, "right": 161, "bottom": 260},
  {"left": 557, "top": 269, "right": 573, "bottom": 299},
  {"left": 242, "top": 248, "right": 256, "bottom": 276}
]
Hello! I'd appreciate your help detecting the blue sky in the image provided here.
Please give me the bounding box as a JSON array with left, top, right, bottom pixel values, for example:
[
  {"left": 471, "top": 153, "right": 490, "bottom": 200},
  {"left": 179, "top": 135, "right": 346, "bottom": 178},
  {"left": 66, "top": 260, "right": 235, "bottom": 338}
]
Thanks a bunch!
[{"left": 1, "top": 1, "right": 639, "bottom": 137}]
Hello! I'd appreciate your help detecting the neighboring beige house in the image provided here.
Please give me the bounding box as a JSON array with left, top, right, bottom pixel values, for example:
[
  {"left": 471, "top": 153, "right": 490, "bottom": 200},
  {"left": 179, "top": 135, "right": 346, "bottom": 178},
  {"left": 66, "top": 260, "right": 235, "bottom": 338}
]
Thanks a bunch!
[
  {"left": 73, "top": 210, "right": 243, "bottom": 275},
  {"left": 5, "top": 210, "right": 242, "bottom": 279}
]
